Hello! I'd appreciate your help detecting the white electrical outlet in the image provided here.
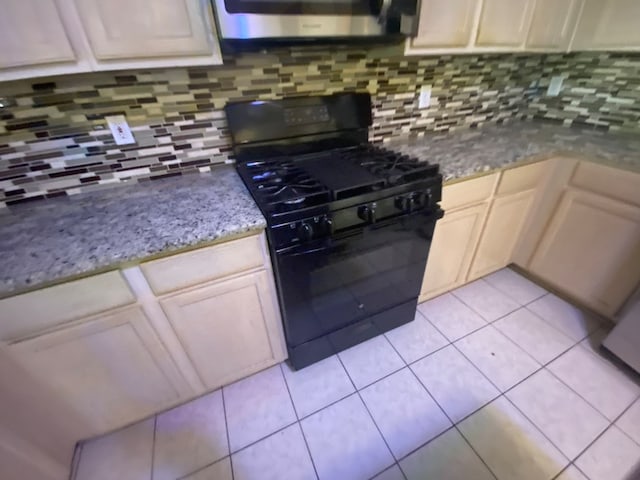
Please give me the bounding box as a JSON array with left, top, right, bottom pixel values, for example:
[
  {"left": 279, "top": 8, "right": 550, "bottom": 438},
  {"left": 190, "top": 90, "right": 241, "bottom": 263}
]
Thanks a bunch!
[
  {"left": 106, "top": 115, "right": 135, "bottom": 145},
  {"left": 547, "top": 76, "right": 564, "bottom": 97},
  {"left": 419, "top": 85, "right": 432, "bottom": 109}
]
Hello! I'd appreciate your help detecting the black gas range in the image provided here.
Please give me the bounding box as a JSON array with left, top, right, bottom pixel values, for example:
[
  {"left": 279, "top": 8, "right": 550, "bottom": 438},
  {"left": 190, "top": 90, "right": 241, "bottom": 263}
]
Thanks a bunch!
[{"left": 225, "top": 92, "right": 443, "bottom": 369}]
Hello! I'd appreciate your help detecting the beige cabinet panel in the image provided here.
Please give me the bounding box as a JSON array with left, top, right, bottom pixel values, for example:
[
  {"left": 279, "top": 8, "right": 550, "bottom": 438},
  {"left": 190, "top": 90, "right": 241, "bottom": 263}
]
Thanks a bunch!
[
  {"left": 469, "top": 191, "right": 535, "bottom": 279},
  {"left": 73, "top": 0, "right": 213, "bottom": 59},
  {"left": 0, "top": 271, "right": 135, "bottom": 342},
  {"left": 141, "top": 234, "right": 265, "bottom": 295},
  {"left": 420, "top": 203, "right": 489, "bottom": 300},
  {"left": 0, "top": 0, "right": 75, "bottom": 68},
  {"left": 529, "top": 190, "right": 640, "bottom": 317},
  {"left": 570, "top": 161, "right": 640, "bottom": 208},
  {"left": 9, "top": 306, "right": 181, "bottom": 434},
  {"left": 161, "top": 271, "right": 286, "bottom": 390},
  {"left": 414, "top": 0, "right": 480, "bottom": 48},
  {"left": 572, "top": 0, "right": 640, "bottom": 50},
  {"left": 476, "top": 0, "right": 536, "bottom": 47},
  {"left": 441, "top": 173, "right": 498, "bottom": 211},
  {"left": 526, "top": 0, "right": 582, "bottom": 50}
]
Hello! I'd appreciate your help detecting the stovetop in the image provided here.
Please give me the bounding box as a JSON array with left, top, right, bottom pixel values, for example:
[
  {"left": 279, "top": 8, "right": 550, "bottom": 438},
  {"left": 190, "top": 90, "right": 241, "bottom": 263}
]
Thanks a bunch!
[{"left": 236, "top": 144, "right": 440, "bottom": 217}]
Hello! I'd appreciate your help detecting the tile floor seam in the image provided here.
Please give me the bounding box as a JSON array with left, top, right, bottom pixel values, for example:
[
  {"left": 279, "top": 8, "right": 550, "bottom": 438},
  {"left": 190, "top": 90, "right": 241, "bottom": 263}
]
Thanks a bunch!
[
  {"left": 401, "top": 355, "right": 500, "bottom": 480},
  {"left": 150, "top": 415, "right": 157, "bottom": 480},
  {"left": 394, "top": 462, "right": 409, "bottom": 480},
  {"left": 543, "top": 356, "right": 638, "bottom": 425},
  {"left": 521, "top": 302, "right": 596, "bottom": 346},
  {"left": 177, "top": 457, "right": 226, "bottom": 480},
  {"left": 414, "top": 311, "right": 488, "bottom": 358},
  {"left": 382, "top": 328, "right": 453, "bottom": 366},
  {"left": 278, "top": 363, "right": 321, "bottom": 480},
  {"left": 449, "top": 325, "right": 542, "bottom": 394},
  {"left": 220, "top": 386, "right": 235, "bottom": 480},
  {"left": 501, "top": 393, "right": 573, "bottom": 465},
  {"left": 334, "top": 353, "right": 397, "bottom": 476},
  {"left": 449, "top": 278, "right": 522, "bottom": 323}
]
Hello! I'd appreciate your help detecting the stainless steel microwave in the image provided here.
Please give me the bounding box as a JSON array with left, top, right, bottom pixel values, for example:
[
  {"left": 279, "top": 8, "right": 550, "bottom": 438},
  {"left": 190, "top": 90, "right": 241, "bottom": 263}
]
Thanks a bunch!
[{"left": 211, "top": 0, "right": 419, "bottom": 40}]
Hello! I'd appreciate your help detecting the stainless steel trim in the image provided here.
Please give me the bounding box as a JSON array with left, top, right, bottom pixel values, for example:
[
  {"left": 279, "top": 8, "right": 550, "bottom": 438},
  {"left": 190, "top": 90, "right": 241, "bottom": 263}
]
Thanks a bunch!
[{"left": 212, "top": 0, "right": 385, "bottom": 39}]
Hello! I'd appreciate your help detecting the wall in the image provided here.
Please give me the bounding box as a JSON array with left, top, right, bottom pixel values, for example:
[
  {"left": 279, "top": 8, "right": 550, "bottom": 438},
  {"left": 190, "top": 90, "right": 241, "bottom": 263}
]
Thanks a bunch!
[{"left": 0, "top": 45, "right": 638, "bottom": 207}]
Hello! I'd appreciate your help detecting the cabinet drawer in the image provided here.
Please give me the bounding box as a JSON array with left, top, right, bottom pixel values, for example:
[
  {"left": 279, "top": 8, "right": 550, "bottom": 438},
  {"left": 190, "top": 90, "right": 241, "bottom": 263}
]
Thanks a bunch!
[
  {"left": 441, "top": 173, "right": 498, "bottom": 211},
  {"left": 570, "top": 161, "right": 640, "bottom": 207},
  {"left": 496, "top": 160, "right": 547, "bottom": 196},
  {"left": 141, "top": 233, "right": 265, "bottom": 295},
  {"left": 0, "top": 271, "right": 135, "bottom": 342}
]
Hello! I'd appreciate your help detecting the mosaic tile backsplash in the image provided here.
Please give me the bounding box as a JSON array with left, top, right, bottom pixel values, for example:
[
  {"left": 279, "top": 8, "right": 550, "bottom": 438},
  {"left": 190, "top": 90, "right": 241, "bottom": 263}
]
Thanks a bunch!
[{"left": 0, "top": 45, "right": 638, "bottom": 207}]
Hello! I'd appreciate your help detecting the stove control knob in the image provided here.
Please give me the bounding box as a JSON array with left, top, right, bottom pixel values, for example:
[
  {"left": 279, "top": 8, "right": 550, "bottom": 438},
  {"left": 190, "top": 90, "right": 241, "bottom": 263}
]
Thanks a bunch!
[
  {"left": 297, "top": 222, "right": 313, "bottom": 242},
  {"left": 395, "top": 196, "right": 413, "bottom": 213},
  {"left": 321, "top": 216, "right": 334, "bottom": 235},
  {"left": 358, "top": 204, "right": 377, "bottom": 223}
]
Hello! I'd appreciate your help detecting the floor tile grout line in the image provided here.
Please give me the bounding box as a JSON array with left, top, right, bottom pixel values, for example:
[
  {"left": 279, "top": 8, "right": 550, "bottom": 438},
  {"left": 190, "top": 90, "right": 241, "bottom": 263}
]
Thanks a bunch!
[
  {"left": 150, "top": 415, "right": 157, "bottom": 480},
  {"left": 399, "top": 344, "right": 500, "bottom": 480},
  {"left": 449, "top": 277, "right": 522, "bottom": 323},
  {"left": 374, "top": 334, "right": 499, "bottom": 479},
  {"left": 177, "top": 457, "right": 230, "bottom": 480},
  {"left": 334, "top": 353, "right": 398, "bottom": 478},
  {"left": 278, "top": 364, "right": 320, "bottom": 480},
  {"left": 220, "top": 387, "right": 235, "bottom": 480}
]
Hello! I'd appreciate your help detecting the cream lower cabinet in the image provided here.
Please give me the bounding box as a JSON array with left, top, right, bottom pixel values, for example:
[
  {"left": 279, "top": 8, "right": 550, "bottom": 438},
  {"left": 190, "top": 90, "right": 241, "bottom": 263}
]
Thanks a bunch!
[
  {"left": 420, "top": 173, "right": 498, "bottom": 301},
  {"left": 572, "top": 0, "right": 640, "bottom": 51},
  {"left": 528, "top": 189, "right": 640, "bottom": 317},
  {"left": 468, "top": 190, "right": 535, "bottom": 280},
  {"left": 420, "top": 203, "right": 489, "bottom": 301},
  {"left": 160, "top": 270, "right": 286, "bottom": 390},
  {"left": 8, "top": 306, "right": 182, "bottom": 435}
]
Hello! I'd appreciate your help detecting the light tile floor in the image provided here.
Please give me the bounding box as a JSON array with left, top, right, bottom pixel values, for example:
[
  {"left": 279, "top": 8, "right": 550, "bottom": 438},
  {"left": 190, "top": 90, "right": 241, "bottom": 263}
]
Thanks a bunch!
[{"left": 73, "top": 268, "right": 640, "bottom": 480}]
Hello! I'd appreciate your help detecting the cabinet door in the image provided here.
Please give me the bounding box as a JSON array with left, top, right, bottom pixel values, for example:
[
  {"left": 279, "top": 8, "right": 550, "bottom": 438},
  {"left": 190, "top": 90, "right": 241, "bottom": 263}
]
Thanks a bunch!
[
  {"left": 160, "top": 271, "right": 286, "bottom": 390},
  {"left": 413, "top": 0, "right": 479, "bottom": 48},
  {"left": 529, "top": 190, "right": 640, "bottom": 317},
  {"left": 9, "top": 306, "right": 181, "bottom": 435},
  {"left": 73, "top": 0, "right": 213, "bottom": 60},
  {"left": 476, "top": 0, "right": 536, "bottom": 47},
  {"left": 469, "top": 191, "right": 535, "bottom": 280},
  {"left": 526, "top": 0, "right": 582, "bottom": 50},
  {"left": 0, "top": 0, "right": 75, "bottom": 68},
  {"left": 420, "top": 203, "right": 489, "bottom": 301},
  {"left": 572, "top": 0, "right": 640, "bottom": 50}
]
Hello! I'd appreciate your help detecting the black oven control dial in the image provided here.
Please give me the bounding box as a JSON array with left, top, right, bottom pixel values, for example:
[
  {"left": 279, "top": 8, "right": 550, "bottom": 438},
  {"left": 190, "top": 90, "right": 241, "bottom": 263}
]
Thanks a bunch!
[
  {"left": 395, "top": 196, "right": 413, "bottom": 213},
  {"left": 297, "top": 222, "right": 314, "bottom": 242},
  {"left": 320, "top": 216, "right": 334, "bottom": 235},
  {"left": 358, "top": 204, "right": 377, "bottom": 223}
]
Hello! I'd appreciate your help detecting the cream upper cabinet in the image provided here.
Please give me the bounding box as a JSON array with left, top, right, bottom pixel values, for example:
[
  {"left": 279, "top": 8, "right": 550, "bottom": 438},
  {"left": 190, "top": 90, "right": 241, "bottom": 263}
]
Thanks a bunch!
[
  {"left": 9, "top": 306, "right": 182, "bottom": 435},
  {"left": 476, "top": 0, "right": 536, "bottom": 47},
  {"left": 572, "top": 0, "right": 640, "bottom": 51},
  {"left": 73, "top": 0, "right": 216, "bottom": 60},
  {"left": 160, "top": 270, "right": 287, "bottom": 390},
  {"left": 0, "top": 0, "right": 75, "bottom": 69},
  {"left": 413, "top": 0, "right": 480, "bottom": 48},
  {"left": 526, "top": 0, "right": 583, "bottom": 50}
]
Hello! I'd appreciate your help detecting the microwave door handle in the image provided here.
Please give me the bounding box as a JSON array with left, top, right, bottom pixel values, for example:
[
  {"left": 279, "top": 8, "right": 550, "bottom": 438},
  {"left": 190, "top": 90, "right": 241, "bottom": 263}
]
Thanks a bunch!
[{"left": 377, "top": 0, "right": 392, "bottom": 24}]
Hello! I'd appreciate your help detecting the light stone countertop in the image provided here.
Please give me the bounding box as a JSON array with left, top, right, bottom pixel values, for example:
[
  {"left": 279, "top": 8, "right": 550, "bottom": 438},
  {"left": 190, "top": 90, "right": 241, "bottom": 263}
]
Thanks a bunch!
[
  {"left": 386, "top": 121, "right": 640, "bottom": 182},
  {"left": 1, "top": 121, "right": 639, "bottom": 297},
  {"left": 0, "top": 165, "right": 266, "bottom": 297}
]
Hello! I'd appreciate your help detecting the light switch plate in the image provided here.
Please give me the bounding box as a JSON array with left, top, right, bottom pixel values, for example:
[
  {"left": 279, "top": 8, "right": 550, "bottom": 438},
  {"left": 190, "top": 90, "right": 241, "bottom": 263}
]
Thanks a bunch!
[
  {"left": 106, "top": 115, "right": 135, "bottom": 145},
  {"left": 419, "top": 85, "right": 432, "bottom": 109},
  {"left": 547, "top": 76, "right": 564, "bottom": 97}
]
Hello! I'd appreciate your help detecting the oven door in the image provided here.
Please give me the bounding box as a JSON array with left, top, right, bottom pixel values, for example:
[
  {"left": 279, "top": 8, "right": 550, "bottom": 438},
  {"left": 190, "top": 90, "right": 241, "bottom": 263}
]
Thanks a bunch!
[
  {"left": 273, "top": 208, "right": 441, "bottom": 350},
  {"left": 212, "top": 0, "right": 417, "bottom": 39}
]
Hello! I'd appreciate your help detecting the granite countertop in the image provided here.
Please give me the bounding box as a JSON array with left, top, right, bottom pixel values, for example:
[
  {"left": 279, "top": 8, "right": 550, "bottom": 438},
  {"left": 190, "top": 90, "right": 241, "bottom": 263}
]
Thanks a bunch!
[
  {"left": 1, "top": 120, "right": 639, "bottom": 298},
  {"left": 387, "top": 121, "right": 640, "bottom": 182},
  {"left": 0, "top": 166, "right": 266, "bottom": 297}
]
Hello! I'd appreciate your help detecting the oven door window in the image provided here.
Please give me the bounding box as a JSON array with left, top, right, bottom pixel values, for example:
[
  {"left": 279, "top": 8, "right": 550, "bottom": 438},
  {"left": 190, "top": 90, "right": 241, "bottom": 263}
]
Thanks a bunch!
[
  {"left": 224, "top": 0, "right": 376, "bottom": 15},
  {"left": 275, "top": 213, "right": 436, "bottom": 346}
]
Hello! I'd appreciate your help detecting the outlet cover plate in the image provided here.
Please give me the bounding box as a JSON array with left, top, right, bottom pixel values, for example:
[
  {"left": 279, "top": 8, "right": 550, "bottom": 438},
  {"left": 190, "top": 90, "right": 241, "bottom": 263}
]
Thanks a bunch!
[
  {"left": 106, "top": 115, "right": 135, "bottom": 145},
  {"left": 419, "top": 85, "right": 432, "bottom": 109}
]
